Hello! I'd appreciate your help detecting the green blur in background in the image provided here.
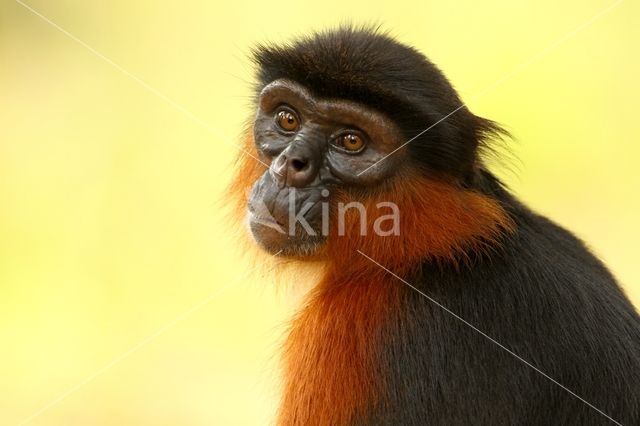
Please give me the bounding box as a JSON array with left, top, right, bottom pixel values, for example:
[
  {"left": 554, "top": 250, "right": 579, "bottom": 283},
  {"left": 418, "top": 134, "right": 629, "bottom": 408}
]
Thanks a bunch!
[{"left": 0, "top": 0, "right": 638, "bottom": 424}]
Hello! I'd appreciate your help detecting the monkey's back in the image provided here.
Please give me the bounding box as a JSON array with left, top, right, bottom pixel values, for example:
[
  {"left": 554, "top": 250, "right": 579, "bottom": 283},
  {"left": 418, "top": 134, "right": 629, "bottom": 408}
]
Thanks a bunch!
[{"left": 372, "top": 172, "right": 640, "bottom": 426}]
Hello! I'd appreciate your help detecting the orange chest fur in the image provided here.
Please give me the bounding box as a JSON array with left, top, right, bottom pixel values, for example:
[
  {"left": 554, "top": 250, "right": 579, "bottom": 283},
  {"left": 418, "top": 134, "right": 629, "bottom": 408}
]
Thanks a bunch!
[{"left": 277, "top": 273, "right": 401, "bottom": 426}]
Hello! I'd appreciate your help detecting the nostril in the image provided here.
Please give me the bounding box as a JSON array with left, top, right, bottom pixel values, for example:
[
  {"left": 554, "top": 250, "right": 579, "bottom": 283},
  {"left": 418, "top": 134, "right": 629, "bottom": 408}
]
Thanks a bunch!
[{"left": 291, "top": 158, "right": 308, "bottom": 172}]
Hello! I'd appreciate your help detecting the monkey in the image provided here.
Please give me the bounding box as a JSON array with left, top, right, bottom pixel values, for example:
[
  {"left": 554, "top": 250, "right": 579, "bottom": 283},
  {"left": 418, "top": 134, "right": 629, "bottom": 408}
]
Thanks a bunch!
[{"left": 228, "top": 26, "right": 640, "bottom": 425}]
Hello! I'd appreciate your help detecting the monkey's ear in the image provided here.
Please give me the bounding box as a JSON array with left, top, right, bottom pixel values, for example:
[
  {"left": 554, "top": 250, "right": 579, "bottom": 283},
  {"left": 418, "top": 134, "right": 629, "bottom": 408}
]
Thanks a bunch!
[{"left": 470, "top": 114, "right": 513, "bottom": 179}]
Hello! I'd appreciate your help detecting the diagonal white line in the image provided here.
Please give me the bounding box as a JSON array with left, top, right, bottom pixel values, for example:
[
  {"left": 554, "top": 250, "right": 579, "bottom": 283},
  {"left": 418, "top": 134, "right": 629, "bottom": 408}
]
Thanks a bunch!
[
  {"left": 472, "top": 0, "right": 624, "bottom": 100},
  {"left": 11, "top": 1, "right": 627, "bottom": 424},
  {"left": 357, "top": 0, "right": 625, "bottom": 177},
  {"left": 17, "top": 251, "right": 283, "bottom": 426},
  {"left": 13, "top": 0, "right": 272, "bottom": 172},
  {"left": 359, "top": 104, "right": 466, "bottom": 177},
  {"left": 356, "top": 250, "right": 623, "bottom": 426}
]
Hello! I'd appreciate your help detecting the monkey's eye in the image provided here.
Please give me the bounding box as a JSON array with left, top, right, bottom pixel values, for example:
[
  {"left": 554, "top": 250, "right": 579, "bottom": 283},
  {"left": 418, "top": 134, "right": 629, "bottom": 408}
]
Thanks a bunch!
[
  {"left": 340, "top": 133, "right": 365, "bottom": 152},
  {"left": 275, "top": 109, "right": 299, "bottom": 132}
]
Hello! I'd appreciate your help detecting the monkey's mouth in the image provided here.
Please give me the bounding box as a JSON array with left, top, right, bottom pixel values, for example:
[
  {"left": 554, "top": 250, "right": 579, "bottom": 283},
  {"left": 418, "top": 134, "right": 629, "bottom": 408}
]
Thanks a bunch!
[
  {"left": 247, "top": 203, "right": 327, "bottom": 256},
  {"left": 248, "top": 212, "right": 284, "bottom": 228},
  {"left": 247, "top": 174, "right": 327, "bottom": 256}
]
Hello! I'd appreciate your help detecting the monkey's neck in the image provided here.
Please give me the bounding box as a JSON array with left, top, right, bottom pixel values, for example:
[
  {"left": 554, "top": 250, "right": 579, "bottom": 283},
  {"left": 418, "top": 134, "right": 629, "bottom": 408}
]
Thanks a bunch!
[
  {"left": 277, "top": 269, "right": 401, "bottom": 426},
  {"left": 277, "top": 177, "right": 515, "bottom": 425}
]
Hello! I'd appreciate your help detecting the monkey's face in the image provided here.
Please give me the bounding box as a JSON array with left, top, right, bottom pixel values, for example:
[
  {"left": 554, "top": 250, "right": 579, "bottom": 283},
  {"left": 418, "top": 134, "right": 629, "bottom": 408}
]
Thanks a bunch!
[{"left": 247, "top": 79, "right": 406, "bottom": 256}]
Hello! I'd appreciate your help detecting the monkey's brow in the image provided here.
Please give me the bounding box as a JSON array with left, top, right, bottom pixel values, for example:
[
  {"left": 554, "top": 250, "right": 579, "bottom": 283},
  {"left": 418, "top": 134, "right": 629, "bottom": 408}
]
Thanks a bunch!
[
  {"left": 356, "top": 249, "right": 623, "bottom": 426},
  {"left": 356, "top": 0, "right": 625, "bottom": 177}
]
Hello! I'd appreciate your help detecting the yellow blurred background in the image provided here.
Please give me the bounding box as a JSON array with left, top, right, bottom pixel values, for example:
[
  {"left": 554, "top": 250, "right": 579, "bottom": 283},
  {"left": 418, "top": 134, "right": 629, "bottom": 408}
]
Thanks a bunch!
[{"left": 1, "top": 0, "right": 638, "bottom": 424}]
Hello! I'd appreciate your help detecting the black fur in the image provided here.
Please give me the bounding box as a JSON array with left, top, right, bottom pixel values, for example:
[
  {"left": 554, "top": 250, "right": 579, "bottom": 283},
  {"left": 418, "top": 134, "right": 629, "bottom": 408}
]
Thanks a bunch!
[
  {"left": 370, "top": 173, "right": 640, "bottom": 425},
  {"left": 253, "top": 26, "right": 640, "bottom": 424}
]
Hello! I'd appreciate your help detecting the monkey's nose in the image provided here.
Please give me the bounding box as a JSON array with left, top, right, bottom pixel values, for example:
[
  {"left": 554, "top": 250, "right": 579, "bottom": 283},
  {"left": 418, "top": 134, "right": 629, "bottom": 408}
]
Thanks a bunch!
[
  {"left": 271, "top": 152, "right": 317, "bottom": 188},
  {"left": 285, "top": 153, "right": 316, "bottom": 187}
]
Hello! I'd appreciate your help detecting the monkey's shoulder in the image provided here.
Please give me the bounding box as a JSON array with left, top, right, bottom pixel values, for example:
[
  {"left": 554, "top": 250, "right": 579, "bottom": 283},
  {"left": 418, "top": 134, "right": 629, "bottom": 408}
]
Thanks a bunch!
[{"left": 384, "top": 199, "right": 640, "bottom": 425}]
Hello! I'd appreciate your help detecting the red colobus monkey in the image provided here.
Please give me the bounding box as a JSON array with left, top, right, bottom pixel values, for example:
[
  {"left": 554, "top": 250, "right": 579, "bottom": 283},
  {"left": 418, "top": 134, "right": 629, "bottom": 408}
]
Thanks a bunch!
[{"left": 229, "top": 26, "right": 640, "bottom": 425}]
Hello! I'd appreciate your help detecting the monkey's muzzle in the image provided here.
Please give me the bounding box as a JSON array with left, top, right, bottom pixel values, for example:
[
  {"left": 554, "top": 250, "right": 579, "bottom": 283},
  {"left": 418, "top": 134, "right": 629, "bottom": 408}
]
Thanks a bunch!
[{"left": 247, "top": 171, "right": 327, "bottom": 256}]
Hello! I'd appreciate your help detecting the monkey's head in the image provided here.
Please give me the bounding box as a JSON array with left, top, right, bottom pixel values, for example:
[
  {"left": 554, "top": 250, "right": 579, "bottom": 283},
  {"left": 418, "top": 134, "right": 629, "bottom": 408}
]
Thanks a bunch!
[{"left": 232, "top": 26, "right": 511, "bottom": 267}]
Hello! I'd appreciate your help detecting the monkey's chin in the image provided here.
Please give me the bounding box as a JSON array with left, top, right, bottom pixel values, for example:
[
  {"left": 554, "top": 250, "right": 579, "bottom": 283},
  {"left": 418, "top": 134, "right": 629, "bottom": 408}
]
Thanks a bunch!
[{"left": 248, "top": 214, "right": 326, "bottom": 257}]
